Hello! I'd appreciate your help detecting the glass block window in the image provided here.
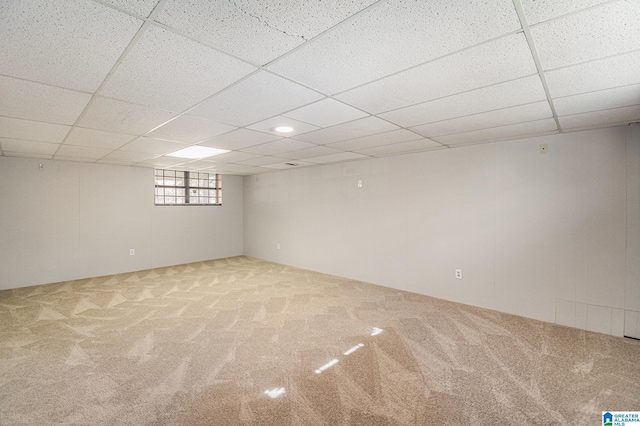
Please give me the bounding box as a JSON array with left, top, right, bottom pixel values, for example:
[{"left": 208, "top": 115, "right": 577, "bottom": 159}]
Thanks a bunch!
[{"left": 154, "top": 169, "right": 221, "bottom": 206}]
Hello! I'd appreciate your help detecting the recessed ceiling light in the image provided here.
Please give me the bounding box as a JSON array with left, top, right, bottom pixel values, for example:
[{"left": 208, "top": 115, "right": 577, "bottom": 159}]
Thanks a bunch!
[
  {"left": 167, "top": 146, "right": 229, "bottom": 159},
  {"left": 274, "top": 126, "right": 294, "bottom": 133}
]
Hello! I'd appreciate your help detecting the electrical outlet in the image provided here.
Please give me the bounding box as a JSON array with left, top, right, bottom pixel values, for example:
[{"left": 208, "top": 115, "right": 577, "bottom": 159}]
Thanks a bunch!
[
  {"left": 276, "top": 243, "right": 281, "bottom": 250},
  {"left": 357, "top": 180, "right": 363, "bottom": 188},
  {"left": 455, "top": 269, "right": 462, "bottom": 279},
  {"left": 130, "top": 249, "right": 135, "bottom": 256},
  {"left": 539, "top": 143, "right": 548, "bottom": 154},
  {"left": 39, "top": 163, "right": 44, "bottom": 171}
]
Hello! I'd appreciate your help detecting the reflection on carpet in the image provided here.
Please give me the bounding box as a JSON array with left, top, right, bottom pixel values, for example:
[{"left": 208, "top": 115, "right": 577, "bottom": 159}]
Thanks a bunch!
[{"left": 0, "top": 256, "right": 638, "bottom": 425}]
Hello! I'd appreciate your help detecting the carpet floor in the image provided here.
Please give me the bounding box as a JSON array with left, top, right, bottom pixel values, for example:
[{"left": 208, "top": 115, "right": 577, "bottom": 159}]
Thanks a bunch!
[{"left": 0, "top": 256, "right": 638, "bottom": 425}]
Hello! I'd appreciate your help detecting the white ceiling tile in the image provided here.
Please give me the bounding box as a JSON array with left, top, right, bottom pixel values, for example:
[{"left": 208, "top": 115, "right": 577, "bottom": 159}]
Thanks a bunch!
[
  {"left": 521, "top": 0, "right": 613, "bottom": 25},
  {"left": 2, "top": 151, "right": 53, "bottom": 160},
  {"left": 177, "top": 159, "right": 218, "bottom": 170},
  {"left": 326, "top": 129, "right": 424, "bottom": 151},
  {"left": 411, "top": 101, "right": 553, "bottom": 138},
  {"left": 52, "top": 156, "right": 99, "bottom": 163},
  {"left": 101, "top": 0, "right": 160, "bottom": 17},
  {"left": 0, "top": 0, "right": 141, "bottom": 92},
  {"left": 96, "top": 158, "right": 137, "bottom": 166},
  {"left": 198, "top": 129, "right": 281, "bottom": 150},
  {"left": 545, "top": 50, "right": 640, "bottom": 98},
  {"left": 0, "top": 75, "right": 91, "bottom": 125},
  {"left": 55, "top": 145, "right": 112, "bottom": 160},
  {"left": 189, "top": 72, "right": 323, "bottom": 127},
  {"left": 306, "top": 152, "right": 369, "bottom": 164},
  {"left": 212, "top": 164, "right": 270, "bottom": 174},
  {"left": 246, "top": 116, "right": 320, "bottom": 137},
  {"left": 264, "top": 161, "right": 316, "bottom": 170},
  {"left": 558, "top": 105, "right": 640, "bottom": 130},
  {"left": 0, "top": 138, "right": 59, "bottom": 156},
  {"left": 101, "top": 26, "right": 256, "bottom": 111},
  {"left": 0, "top": 116, "right": 70, "bottom": 143},
  {"left": 284, "top": 99, "right": 368, "bottom": 127},
  {"left": 531, "top": 1, "right": 640, "bottom": 70},
  {"left": 157, "top": 0, "right": 377, "bottom": 65},
  {"left": 100, "top": 150, "right": 156, "bottom": 162},
  {"left": 269, "top": 0, "right": 521, "bottom": 94},
  {"left": 137, "top": 156, "right": 190, "bottom": 168},
  {"left": 146, "top": 115, "right": 236, "bottom": 143},
  {"left": 354, "top": 139, "right": 442, "bottom": 157},
  {"left": 208, "top": 151, "right": 263, "bottom": 163},
  {"left": 66, "top": 128, "right": 135, "bottom": 149},
  {"left": 553, "top": 85, "right": 640, "bottom": 116},
  {"left": 274, "top": 146, "right": 344, "bottom": 160},
  {"left": 241, "top": 139, "right": 317, "bottom": 155},
  {"left": 379, "top": 75, "right": 547, "bottom": 128},
  {"left": 77, "top": 97, "right": 177, "bottom": 135},
  {"left": 119, "top": 137, "right": 187, "bottom": 155},
  {"left": 294, "top": 116, "right": 399, "bottom": 145},
  {"left": 132, "top": 163, "right": 156, "bottom": 170},
  {"left": 336, "top": 33, "right": 537, "bottom": 114},
  {"left": 433, "top": 118, "right": 559, "bottom": 145},
  {"left": 236, "top": 156, "right": 284, "bottom": 167}
]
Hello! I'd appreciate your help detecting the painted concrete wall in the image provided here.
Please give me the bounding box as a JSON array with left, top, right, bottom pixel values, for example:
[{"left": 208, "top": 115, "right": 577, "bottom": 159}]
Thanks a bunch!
[
  {"left": 0, "top": 158, "right": 243, "bottom": 289},
  {"left": 244, "top": 125, "right": 640, "bottom": 337}
]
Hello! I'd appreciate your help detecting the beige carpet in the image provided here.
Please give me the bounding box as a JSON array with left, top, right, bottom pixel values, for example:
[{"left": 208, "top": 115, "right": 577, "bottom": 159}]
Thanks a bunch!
[{"left": 0, "top": 256, "right": 638, "bottom": 425}]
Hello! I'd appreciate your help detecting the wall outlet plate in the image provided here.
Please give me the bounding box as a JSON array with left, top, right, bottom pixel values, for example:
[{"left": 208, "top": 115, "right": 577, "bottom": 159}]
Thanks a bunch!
[{"left": 455, "top": 269, "right": 462, "bottom": 279}]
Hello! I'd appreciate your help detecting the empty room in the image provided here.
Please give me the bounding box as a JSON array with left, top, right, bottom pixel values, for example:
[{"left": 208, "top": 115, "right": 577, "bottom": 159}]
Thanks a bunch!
[{"left": 1, "top": 0, "right": 639, "bottom": 424}]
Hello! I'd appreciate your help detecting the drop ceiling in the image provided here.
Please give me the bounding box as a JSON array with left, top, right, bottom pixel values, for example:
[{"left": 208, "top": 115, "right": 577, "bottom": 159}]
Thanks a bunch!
[{"left": 0, "top": 0, "right": 639, "bottom": 175}]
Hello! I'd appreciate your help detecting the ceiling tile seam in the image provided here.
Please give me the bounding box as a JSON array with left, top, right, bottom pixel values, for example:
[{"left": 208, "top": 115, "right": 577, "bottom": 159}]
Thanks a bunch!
[
  {"left": 0, "top": 132, "right": 63, "bottom": 146},
  {"left": 68, "top": 125, "right": 138, "bottom": 139},
  {"left": 329, "top": 29, "right": 526, "bottom": 98},
  {"left": 561, "top": 120, "right": 640, "bottom": 133},
  {"left": 91, "top": 94, "right": 180, "bottom": 115},
  {"left": 528, "top": 0, "right": 626, "bottom": 28},
  {"left": 353, "top": 145, "right": 448, "bottom": 157},
  {"left": 53, "top": 0, "right": 170, "bottom": 160},
  {"left": 261, "top": 0, "right": 391, "bottom": 69},
  {"left": 512, "top": 0, "right": 562, "bottom": 133},
  {"left": 440, "top": 129, "right": 560, "bottom": 148},
  {"left": 357, "top": 72, "right": 540, "bottom": 117},
  {"left": 278, "top": 116, "right": 444, "bottom": 147},
  {"left": 541, "top": 46, "right": 640, "bottom": 74},
  {"left": 417, "top": 114, "right": 556, "bottom": 139},
  {"left": 89, "top": 0, "right": 152, "bottom": 21},
  {"left": 0, "top": 73, "right": 95, "bottom": 96},
  {"left": 228, "top": 102, "right": 434, "bottom": 144},
  {"left": 0, "top": 113, "right": 69, "bottom": 128},
  {"left": 258, "top": 68, "right": 332, "bottom": 97},
  {"left": 556, "top": 103, "right": 640, "bottom": 119},
  {"left": 182, "top": 79, "right": 326, "bottom": 129},
  {"left": 210, "top": 97, "right": 357, "bottom": 135},
  {"left": 405, "top": 99, "right": 553, "bottom": 130},
  {"left": 148, "top": 20, "right": 263, "bottom": 69},
  {"left": 552, "top": 82, "right": 640, "bottom": 101},
  {"left": 337, "top": 139, "right": 445, "bottom": 155},
  {"left": 432, "top": 116, "right": 557, "bottom": 140}
]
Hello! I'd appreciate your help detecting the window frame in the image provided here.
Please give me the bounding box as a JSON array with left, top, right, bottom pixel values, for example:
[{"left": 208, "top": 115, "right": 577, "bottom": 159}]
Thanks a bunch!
[{"left": 154, "top": 169, "right": 222, "bottom": 206}]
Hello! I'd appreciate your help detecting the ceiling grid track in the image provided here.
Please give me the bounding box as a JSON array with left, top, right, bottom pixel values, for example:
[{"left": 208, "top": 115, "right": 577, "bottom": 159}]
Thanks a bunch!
[
  {"left": 53, "top": 0, "right": 171, "bottom": 159},
  {"left": 512, "top": 0, "right": 563, "bottom": 134}
]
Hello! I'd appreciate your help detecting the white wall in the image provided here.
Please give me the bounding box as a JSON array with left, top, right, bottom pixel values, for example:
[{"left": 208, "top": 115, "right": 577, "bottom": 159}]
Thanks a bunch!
[
  {"left": 244, "top": 125, "right": 640, "bottom": 337},
  {"left": 0, "top": 158, "right": 243, "bottom": 289}
]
